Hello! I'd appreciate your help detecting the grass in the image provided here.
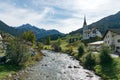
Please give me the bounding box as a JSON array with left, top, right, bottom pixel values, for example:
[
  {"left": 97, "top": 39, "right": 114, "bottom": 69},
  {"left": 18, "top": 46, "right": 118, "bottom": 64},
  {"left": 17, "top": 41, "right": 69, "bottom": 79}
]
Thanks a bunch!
[
  {"left": 43, "top": 45, "right": 52, "bottom": 50},
  {"left": 0, "top": 53, "right": 4, "bottom": 57},
  {"left": 0, "top": 64, "right": 22, "bottom": 79},
  {"left": 60, "top": 41, "right": 68, "bottom": 51},
  {"left": 0, "top": 49, "right": 4, "bottom": 57}
]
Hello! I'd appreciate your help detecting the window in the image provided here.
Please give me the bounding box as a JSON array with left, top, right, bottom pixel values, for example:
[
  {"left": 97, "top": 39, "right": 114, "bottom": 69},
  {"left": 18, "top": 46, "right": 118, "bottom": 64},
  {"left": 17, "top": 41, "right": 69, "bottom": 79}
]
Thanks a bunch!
[
  {"left": 112, "top": 35, "right": 114, "bottom": 37},
  {"left": 116, "top": 46, "right": 120, "bottom": 49},
  {"left": 108, "top": 41, "right": 109, "bottom": 44},
  {"left": 105, "top": 41, "right": 107, "bottom": 43},
  {"left": 106, "top": 36, "right": 107, "bottom": 38},
  {"left": 117, "top": 39, "right": 120, "bottom": 43}
]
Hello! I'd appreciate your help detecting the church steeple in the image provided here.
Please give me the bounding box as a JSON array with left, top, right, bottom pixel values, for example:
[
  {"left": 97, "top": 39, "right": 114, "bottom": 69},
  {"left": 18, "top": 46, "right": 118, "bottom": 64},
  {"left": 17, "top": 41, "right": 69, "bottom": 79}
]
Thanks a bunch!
[{"left": 83, "top": 16, "right": 87, "bottom": 26}]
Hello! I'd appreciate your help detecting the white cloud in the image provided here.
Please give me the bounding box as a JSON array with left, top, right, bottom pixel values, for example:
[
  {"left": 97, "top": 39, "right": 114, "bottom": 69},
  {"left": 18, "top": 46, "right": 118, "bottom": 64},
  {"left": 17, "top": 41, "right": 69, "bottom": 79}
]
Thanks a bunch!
[
  {"left": 0, "top": 0, "right": 120, "bottom": 33},
  {"left": 0, "top": 2, "right": 52, "bottom": 27}
]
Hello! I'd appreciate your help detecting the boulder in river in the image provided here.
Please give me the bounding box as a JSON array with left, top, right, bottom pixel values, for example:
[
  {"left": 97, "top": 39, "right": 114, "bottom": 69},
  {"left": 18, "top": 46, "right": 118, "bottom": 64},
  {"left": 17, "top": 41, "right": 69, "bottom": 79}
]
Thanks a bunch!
[
  {"left": 74, "top": 66, "right": 80, "bottom": 68},
  {"left": 68, "top": 66, "right": 72, "bottom": 68}
]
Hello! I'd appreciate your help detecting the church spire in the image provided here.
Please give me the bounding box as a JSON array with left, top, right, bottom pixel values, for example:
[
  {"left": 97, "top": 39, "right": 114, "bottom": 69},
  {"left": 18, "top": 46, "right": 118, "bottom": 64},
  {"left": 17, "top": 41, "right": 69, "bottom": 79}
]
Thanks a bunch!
[{"left": 83, "top": 15, "right": 87, "bottom": 26}]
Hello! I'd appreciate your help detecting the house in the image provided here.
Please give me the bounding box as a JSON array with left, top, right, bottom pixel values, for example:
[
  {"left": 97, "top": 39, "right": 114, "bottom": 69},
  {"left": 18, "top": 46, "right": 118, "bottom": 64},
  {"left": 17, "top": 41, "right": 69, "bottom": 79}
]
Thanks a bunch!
[
  {"left": 82, "top": 16, "right": 102, "bottom": 40},
  {"left": 88, "top": 41, "right": 104, "bottom": 51},
  {"left": 103, "top": 29, "right": 120, "bottom": 52}
]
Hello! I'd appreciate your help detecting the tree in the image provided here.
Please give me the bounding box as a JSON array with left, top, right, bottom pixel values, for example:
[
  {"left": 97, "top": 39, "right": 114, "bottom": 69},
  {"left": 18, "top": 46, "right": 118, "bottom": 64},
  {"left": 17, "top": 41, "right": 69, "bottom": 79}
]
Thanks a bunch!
[
  {"left": 57, "top": 38, "right": 62, "bottom": 46},
  {"left": 37, "top": 42, "right": 43, "bottom": 52},
  {"left": 6, "top": 38, "right": 31, "bottom": 66},
  {"left": 22, "top": 31, "right": 36, "bottom": 44},
  {"left": 78, "top": 43, "right": 85, "bottom": 57},
  {"left": 46, "top": 36, "right": 50, "bottom": 45},
  {"left": 82, "top": 53, "right": 96, "bottom": 70},
  {"left": 99, "top": 45, "right": 113, "bottom": 65}
]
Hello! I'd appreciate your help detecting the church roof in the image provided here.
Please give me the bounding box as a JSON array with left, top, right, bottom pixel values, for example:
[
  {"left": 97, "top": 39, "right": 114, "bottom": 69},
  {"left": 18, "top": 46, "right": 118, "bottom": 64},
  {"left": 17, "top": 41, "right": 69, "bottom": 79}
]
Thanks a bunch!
[{"left": 83, "top": 16, "right": 87, "bottom": 26}]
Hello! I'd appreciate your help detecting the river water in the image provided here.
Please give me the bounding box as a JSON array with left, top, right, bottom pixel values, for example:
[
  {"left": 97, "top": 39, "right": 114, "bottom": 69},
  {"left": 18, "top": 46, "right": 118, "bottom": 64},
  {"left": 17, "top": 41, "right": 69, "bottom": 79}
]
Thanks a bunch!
[{"left": 24, "top": 50, "right": 101, "bottom": 80}]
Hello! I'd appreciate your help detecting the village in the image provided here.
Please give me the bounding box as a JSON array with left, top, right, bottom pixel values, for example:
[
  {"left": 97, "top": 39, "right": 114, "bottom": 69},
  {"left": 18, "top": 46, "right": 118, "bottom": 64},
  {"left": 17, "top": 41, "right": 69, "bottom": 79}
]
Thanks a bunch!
[{"left": 0, "top": 0, "right": 120, "bottom": 79}]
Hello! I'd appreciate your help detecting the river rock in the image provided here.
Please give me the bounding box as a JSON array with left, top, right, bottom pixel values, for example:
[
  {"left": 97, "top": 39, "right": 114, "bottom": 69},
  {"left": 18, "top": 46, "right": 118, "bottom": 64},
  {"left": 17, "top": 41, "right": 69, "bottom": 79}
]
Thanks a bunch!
[
  {"left": 68, "top": 65, "right": 72, "bottom": 68},
  {"left": 74, "top": 66, "right": 80, "bottom": 68},
  {"left": 8, "top": 74, "right": 12, "bottom": 77}
]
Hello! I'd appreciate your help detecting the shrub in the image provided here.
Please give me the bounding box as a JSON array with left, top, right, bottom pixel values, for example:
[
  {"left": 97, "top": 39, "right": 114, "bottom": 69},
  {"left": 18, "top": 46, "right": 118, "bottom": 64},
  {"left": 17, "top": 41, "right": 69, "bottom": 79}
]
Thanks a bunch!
[
  {"left": 81, "top": 53, "right": 96, "bottom": 70},
  {"left": 99, "top": 45, "right": 113, "bottom": 65},
  {"left": 22, "top": 31, "right": 36, "bottom": 44},
  {"left": 57, "top": 38, "right": 62, "bottom": 46},
  {"left": 32, "top": 52, "right": 42, "bottom": 61},
  {"left": 66, "top": 46, "right": 73, "bottom": 54},
  {"left": 37, "top": 42, "right": 43, "bottom": 52},
  {"left": 51, "top": 43, "right": 61, "bottom": 52},
  {"left": 94, "top": 65, "right": 103, "bottom": 75},
  {"left": 78, "top": 43, "right": 85, "bottom": 57},
  {"left": 6, "top": 39, "right": 31, "bottom": 66}
]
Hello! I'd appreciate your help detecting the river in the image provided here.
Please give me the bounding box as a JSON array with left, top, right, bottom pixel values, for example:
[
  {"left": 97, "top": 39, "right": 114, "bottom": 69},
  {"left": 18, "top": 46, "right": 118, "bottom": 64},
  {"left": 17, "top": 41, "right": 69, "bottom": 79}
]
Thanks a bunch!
[{"left": 24, "top": 50, "right": 101, "bottom": 80}]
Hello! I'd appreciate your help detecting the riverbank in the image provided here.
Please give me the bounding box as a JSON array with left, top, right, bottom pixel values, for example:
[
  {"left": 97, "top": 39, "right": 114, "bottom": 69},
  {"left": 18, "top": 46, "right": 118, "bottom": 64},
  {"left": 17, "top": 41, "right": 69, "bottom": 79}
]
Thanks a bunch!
[
  {"left": 62, "top": 48, "right": 120, "bottom": 80},
  {"left": 23, "top": 50, "right": 101, "bottom": 80},
  {"left": 0, "top": 51, "right": 43, "bottom": 80}
]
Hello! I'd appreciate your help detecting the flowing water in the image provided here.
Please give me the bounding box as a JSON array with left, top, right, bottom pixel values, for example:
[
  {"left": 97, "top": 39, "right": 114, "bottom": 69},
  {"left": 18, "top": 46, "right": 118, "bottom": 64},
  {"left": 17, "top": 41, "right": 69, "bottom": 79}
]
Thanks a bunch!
[{"left": 24, "top": 50, "right": 101, "bottom": 80}]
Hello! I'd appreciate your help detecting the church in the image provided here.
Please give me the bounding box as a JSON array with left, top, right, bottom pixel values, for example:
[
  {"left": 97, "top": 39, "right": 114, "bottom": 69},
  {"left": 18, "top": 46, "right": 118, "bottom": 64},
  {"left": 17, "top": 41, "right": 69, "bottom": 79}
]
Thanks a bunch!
[{"left": 82, "top": 17, "right": 102, "bottom": 40}]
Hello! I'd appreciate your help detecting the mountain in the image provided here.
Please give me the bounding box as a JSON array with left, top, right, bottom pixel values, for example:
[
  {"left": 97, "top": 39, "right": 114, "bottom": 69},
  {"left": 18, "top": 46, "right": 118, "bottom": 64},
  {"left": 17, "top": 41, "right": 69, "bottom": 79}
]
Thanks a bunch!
[
  {"left": 0, "top": 20, "right": 17, "bottom": 36},
  {"left": 0, "top": 21, "right": 63, "bottom": 40},
  {"left": 69, "top": 11, "right": 120, "bottom": 35},
  {"left": 16, "top": 24, "right": 64, "bottom": 39}
]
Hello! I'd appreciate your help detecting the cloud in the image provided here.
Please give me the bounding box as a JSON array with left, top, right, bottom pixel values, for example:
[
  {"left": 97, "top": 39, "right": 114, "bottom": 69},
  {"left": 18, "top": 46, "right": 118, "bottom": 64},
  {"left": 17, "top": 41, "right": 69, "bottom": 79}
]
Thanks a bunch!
[
  {"left": 0, "top": 0, "right": 120, "bottom": 33},
  {"left": 0, "top": 2, "right": 52, "bottom": 27}
]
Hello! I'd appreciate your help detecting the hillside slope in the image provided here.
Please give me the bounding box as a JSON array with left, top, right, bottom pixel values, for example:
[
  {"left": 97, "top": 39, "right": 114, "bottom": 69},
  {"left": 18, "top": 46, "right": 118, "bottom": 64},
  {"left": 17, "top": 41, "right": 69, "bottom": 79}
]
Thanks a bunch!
[{"left": 69, "top": 11, "right": 120, "bottom": 35}]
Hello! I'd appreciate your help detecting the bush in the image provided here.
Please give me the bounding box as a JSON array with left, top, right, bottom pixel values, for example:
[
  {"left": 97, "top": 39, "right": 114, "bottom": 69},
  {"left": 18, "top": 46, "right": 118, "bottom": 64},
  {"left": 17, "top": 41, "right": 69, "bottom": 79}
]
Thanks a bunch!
[
  {"left": 57, "top": 38, "right": 62, "bottom": 46},
  {"left": 37, "top": 42, "right": 43, "bottom": 52},
  {"left": 22, "top": 31, "right": 36, "bottom": 44},
  {"left": 81, "top": 53, "right": 96, "bottom": 70},
  {"left": 99, "top": 45, "right": 113, "bottom": 65},
  {"left": 6, "top": 39, "right": 31, "bottom": 66},
  {"left": 51, "top": 43, "right": 61, "bottom": 52},
  {"left": 94, "top": 65, "right": 103, "bottom": 75},
  {"left": 32, "top": 52, "right": 42, "bottom": 61},
  {"left": 66, "top": 46, "right": 73, "bottom": 54},
  {"left": 78, "top": 43, "right": 85, "bottom": 58}
]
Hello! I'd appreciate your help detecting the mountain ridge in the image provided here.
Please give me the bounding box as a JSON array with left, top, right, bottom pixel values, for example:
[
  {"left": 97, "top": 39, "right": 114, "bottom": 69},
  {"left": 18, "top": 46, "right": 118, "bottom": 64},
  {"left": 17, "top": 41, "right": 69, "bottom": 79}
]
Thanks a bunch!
[
  {"left": 0, "top": 20, "right": 64, "bottom": 40},
  {"left": 16, "top": 24, "right": 64, "bottom": 40},
  {"left": 69, "top": 11, "right": 120, "bottom": 35}
]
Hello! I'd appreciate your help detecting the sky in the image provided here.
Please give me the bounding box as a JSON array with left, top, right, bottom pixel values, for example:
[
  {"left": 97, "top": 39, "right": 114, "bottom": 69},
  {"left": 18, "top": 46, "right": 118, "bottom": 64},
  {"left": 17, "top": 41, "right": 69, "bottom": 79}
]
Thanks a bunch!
[{"left": 0, "top": 0, "right": 120, "bottom": 33}]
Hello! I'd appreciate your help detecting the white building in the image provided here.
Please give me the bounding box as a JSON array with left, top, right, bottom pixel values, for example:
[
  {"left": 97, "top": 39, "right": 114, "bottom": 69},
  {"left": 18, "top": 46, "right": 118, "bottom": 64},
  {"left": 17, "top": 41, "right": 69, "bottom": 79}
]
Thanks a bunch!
[
  {"left": 88, "top": 41, "right": 104, "bottom": 51},
  {"left": 82, "top": 17, "right": 102, "bottom": 40},
  {"left": 0, "top": 34, "right": 3, "bottom": 48},
  {"left": 103, "top": 29, "right": 120, "bottom": 52}
]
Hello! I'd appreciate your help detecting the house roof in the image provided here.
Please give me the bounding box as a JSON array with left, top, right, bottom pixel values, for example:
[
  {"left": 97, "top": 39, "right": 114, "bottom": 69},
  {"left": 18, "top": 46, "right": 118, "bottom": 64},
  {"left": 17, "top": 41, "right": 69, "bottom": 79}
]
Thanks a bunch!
[
  {"left": 109, "top": 29, "right": 120, "bottom": 34},
  {"left": 88, "top": 41, "right": 104, "bottom": 46},
  {"left": 103, "top": 28, "right": 120, "bottom": 39}
]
